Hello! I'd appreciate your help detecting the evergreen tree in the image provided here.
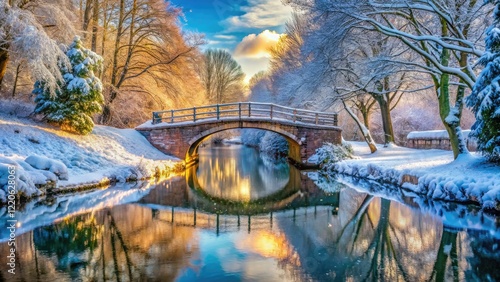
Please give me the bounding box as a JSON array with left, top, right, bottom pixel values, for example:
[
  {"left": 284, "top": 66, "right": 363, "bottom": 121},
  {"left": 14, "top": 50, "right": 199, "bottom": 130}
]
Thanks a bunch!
[
  {"left": 467, "top": 0, "right": 500, "bottom": 162},
  {"left": 34, "top": 37, "right": 104, "bottom": 135}
]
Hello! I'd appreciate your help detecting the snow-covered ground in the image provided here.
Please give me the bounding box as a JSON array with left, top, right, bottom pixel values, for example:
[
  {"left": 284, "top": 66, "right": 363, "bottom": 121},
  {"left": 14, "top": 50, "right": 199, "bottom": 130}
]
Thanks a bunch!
[
  {"left": 0, "top": 113, "right": 180, "bottom": 203},
  {"left": 317, "top": 142, "right": 500, "bottom": 211}
]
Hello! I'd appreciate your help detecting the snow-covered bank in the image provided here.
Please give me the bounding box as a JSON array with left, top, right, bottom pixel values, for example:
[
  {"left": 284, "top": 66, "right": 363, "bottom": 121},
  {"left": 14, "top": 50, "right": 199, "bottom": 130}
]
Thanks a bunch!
[
  {"left": 308, "top": 171, "right": 500, "bottom": 238},
  {"left": 316, "top": 142, "right": 500, "bottom": 211},
  {"left": 0, "top": 113, "right": 182, "bottom": 203},
  {"left": 0, "top": 180, "right": 158, "bottom": 242}
]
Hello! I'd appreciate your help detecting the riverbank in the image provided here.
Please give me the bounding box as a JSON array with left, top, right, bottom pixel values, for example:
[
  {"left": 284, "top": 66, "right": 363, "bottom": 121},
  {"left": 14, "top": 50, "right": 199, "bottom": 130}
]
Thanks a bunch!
[
  {"left": 317, "top": 142, "right": 500, "bottom": 212},
  {"left": 0, "top": 112, "right": 182, "bottom": 204}
]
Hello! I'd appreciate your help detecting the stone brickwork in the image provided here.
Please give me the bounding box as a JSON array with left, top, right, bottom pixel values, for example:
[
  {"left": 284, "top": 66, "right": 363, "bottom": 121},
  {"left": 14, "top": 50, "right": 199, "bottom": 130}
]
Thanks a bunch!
[{"left": 136, "top": 119, "right": 342, "bottom": 166}]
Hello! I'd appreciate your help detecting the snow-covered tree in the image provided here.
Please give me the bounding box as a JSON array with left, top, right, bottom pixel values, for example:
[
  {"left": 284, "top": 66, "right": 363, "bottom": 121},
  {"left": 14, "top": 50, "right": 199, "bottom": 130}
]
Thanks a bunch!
[
  {"left": 0, "top": 0, "right": 75, "bottom": 94},
  {"left": 467, "top": 0, "right": 500, "bottom": 162},
  {"left": 34, "top": 37, "right": 103, "bottom": 135},
  {"left": 285, "top": 0, "right": 490, "bottom": 159}
]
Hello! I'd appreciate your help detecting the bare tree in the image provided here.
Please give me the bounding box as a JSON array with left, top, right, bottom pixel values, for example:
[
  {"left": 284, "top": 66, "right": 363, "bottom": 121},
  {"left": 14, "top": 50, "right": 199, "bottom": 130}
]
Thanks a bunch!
[
  {"left": 98, "top": 0, "right": 205, "bottom": 125},
  {"left": 287, "top": 0, "right": 491, "bottom": 158},
  {"left": 202, "top": 49, "right": 245, "bottom": 104}
]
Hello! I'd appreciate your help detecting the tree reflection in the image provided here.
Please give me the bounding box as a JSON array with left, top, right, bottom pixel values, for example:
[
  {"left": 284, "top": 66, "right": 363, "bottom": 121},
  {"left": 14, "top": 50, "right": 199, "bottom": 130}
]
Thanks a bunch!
[
  {"left": 274, "top": 191, "right": 485, "bottom": 282},
  {"left": 427, "top": 229, "right": 459, "bottom": 282},
  {"left": 34, "top": 215, "right": 99, "bottom": 273},
  {"left": 25, "top": 204, "right": 200, "bottom": 281},
  {"left": 2, "top": 180, "right": 500, "bottom": 281}
]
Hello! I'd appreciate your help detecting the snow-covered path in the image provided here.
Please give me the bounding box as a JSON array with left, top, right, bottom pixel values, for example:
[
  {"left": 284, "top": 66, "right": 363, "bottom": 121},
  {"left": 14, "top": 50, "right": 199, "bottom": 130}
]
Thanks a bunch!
[
  {"left": 0, "top": 113, "right": 180, "bottom": 202},
  {"left": 325, "top": 142, "right": 500, "bottom": 211}
]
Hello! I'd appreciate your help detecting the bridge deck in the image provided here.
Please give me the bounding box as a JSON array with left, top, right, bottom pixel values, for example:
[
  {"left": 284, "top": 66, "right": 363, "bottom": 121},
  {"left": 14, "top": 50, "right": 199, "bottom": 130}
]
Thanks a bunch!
[
  {"left": 137, "top": 116, "right": 341, "bottom": 131},
  {"left": 143, "top": 102, "right": 338, "bottom": 128}
]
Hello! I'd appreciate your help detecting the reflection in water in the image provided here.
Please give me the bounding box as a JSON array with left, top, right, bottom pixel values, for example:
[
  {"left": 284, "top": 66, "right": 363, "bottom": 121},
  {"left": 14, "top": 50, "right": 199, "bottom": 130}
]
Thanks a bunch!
[
  {"left": 1, "top": 145, "right": 499, "bottom": 281},
  {"left": 196, "top": 145, "right": 290, "bottom": 202}
]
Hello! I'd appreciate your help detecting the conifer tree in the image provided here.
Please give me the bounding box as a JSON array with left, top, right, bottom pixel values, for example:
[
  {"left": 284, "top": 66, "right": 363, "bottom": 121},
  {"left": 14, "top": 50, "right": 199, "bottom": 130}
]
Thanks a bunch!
[
  {"left": 34, "top": 37, "right": 104, "bottom": 135},
  {"left": 467, "top": 0, "right": 500, "bottom": 162}
]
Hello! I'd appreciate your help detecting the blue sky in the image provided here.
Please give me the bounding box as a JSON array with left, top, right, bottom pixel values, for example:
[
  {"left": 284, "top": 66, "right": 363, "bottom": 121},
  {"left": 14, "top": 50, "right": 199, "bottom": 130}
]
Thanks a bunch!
[{"left": 173, "top": 0, "right": 293, "bottom": 80}]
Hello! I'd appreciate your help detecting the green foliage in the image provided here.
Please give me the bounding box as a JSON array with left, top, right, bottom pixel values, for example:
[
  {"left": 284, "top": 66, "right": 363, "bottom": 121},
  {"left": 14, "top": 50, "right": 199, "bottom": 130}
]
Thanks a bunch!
[
  {"left": 34, "top": 215, "right": 99, "bottom": 270},
  {"left": 34, "top": 37, "right": 103, "bottom": 135},
  {"left": 466, "top": 1, "right": 500, "bottom": 161}
]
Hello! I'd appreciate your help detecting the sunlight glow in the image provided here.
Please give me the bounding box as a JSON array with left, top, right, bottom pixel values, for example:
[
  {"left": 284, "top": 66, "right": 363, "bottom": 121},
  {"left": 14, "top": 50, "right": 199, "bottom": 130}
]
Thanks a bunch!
[{"left": 236, "top": 230, "right": 296, "bottom": 261}]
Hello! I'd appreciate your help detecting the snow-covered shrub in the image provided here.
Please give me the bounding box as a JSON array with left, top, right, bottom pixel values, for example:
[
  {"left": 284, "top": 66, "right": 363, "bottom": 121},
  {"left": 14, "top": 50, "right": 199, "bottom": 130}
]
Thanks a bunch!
[
  {"left": 259, "top": 131, "right": 289, "bottom": 159},
  {"left": 34, "top": 36, "right": 104, "bottom": 135},
  {"left": 466, "top": 0, "right": 500, "bottom": 162},
  {"left": 241, "top": 129, "right": 266, "bottom": 147},
  {"left": 311, "top": 142, "right": 353, "bottom": 165},
  {"left": 241, "top": 129, "right": 289, "bottom": 161},
  {"left": 0, "top": 157, "right": 40, "bottom": 203},
  {"left": 25, "top": 155, "right": 68, "bottom": 180}
]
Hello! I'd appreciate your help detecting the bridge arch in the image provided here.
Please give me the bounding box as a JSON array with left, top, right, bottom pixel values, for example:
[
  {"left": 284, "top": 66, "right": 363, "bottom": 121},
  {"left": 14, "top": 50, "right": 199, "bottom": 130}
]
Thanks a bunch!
[
  {"left": 185, "top": 123, "right": 302, "bottom": 164},
  {"left": 135, "top": 102, "right": 342, "bottom": 168}
]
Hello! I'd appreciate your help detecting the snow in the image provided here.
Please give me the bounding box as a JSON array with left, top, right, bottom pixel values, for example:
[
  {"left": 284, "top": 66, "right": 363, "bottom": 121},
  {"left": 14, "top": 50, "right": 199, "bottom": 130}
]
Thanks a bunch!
[
  {"left": 0, "top": 112, "right": 179, "bottom": 203},
  {"left": 316, "top": 141, "right": 500, "bottom": 211},
  {"left": 407, "top": 130, "right": 471, "bottom": 140},
  {"left": 25, "top": 155, "right": 68, "bottom": 180},
  {"left": 445, "top": 107, "right": 460, "bottom": 124}
]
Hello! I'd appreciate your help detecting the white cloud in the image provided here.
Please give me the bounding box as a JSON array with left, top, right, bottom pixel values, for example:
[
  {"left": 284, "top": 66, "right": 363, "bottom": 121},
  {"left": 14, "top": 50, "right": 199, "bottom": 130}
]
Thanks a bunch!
[
  {"left": 234, "top": 30, "right": 283, "bottom": 58},
  {"left": 221, "top": 0, "right": 293, "bottom": 32},
  {"left": 214, "top": 34, "right": 237, "bottom": 40}
]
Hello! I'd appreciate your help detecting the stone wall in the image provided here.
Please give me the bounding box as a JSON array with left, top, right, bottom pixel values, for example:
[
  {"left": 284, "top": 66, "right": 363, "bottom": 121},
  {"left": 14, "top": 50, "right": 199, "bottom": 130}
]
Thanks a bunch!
[{"left": 406, "top": 130, "right": 477, "bottom": 151}]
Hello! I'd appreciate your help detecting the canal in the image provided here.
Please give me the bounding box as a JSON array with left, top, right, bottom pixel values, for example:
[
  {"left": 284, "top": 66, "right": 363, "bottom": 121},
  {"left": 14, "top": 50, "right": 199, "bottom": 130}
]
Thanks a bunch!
[{"left": 1, "top": 144, "right": 499, "bottom": 281}]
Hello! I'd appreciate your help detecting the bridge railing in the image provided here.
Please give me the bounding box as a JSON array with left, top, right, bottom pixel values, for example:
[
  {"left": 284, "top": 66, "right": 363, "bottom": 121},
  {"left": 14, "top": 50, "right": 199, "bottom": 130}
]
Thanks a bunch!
[{"left": 152, "top": 102, "right": 338, "bottom": 126}]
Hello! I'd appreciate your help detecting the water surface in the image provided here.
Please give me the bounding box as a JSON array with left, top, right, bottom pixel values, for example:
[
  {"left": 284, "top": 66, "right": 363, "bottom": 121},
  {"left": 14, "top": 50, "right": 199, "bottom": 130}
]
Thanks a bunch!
[{"left": 1, "top": 144, "right": 499, "bottom": 281}]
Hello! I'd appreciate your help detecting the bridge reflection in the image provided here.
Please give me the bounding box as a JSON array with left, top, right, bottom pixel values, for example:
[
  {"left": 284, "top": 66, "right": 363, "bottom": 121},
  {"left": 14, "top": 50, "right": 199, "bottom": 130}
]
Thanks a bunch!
[{"left": 138, "top": 164, "right": 341, "bottom": 234}]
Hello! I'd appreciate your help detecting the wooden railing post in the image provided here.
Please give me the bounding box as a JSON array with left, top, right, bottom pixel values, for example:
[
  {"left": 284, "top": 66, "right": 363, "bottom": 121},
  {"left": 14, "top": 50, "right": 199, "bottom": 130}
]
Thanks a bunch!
[
  {"left": 170, "top": 110, "right": 174, "bottom": 123},
  {"left": 334, "top": 114, "right": 338, "bottom": 126},
  {"left": 217, "top": 104, "right": 220, "bottom": 120},
  {"left": 293, "top": 109, "right": 297, "bottom": 122},
  {"left": 315, "top": 113, "right": 319, "bottom": 125},
  {"left": 193, "top": 107, "right": 196, "bottom": 122},
  {"left": 248, "top": 103, "right": 251, "bottom": 117},
  {"left": 238, "top": 103, "right": 241, "bottom": 119},
  {"left": 270, "top": 104, "right": 273, "bottom": 119}
]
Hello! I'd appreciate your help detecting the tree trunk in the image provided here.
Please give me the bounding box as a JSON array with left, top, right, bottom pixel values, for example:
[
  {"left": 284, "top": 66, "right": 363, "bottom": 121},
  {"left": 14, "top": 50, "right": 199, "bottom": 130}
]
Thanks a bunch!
[
  {"left": 91, "top": 0, "right": 99, "bottom": 52},
  {"left": 110, "top": 0, "right": 125, "bottom": 104},
  {"left": 343, "top": 99, "right": 377, "bottom": 153},
  {"left": 437, "top": 20, "right": 469, "bottom": 159},
  {"left": 439, "top": 80, "right": 469, "bottom": 158},
  {"left": 100, "top": 0, "right": 108, "bottom": 80},
  {"left": 374, "top": 94, "right": 395, "bottom": 145},
  {"left": 12, "top": 62, "right": 22, "bottom": 97},
  {"left": 82, "top": 0, "right": 93, "bottom": 36},
  {"left": 361, "top": 108, "right": 371, "bottom": 130},
  {"left": 0, "top": 48, "right": 9, "bottom": 89}
]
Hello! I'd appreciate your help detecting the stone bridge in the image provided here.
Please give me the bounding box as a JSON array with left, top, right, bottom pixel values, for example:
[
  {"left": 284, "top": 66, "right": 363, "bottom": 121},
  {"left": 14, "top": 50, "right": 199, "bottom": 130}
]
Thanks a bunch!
[{"left": 136, "top": 102, "right": 342, "bottom": 167}]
